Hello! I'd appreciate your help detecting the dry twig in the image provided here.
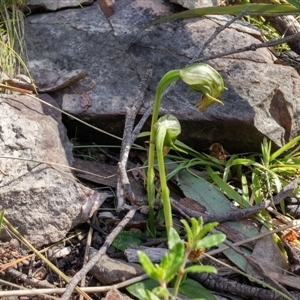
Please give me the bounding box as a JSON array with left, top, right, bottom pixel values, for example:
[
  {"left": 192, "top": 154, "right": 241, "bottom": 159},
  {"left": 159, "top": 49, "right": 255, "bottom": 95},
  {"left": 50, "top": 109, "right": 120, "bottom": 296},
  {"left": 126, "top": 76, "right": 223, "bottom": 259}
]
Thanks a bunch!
[
  {"left": 197, "top": 32, "right": 300, "bottom": 62},
  {"left": 61, "top": 207, "right": 137, "bottom": 299},
  {"left": 194, "top": 7, "right": 250, "bottom": 61},
  {"left": 79, "top": 213, "right": 96, "bottom": 300},
  {"left": 117, "top": 68, "right": 153, "bottom": 210}
]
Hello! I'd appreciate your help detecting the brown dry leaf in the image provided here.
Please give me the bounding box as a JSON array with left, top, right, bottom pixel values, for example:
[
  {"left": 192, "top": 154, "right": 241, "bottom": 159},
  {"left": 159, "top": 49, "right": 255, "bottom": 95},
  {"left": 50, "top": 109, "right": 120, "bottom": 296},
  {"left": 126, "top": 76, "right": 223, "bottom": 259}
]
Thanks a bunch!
[
  {"left": 247, "top": 226, "right": 288, "bottom": 285},
  {"left": 209, "top": 142, "right": 229, "bottom": 162},
  {"left": 269, "top": 271, "right": 300, "bottom": 290}
]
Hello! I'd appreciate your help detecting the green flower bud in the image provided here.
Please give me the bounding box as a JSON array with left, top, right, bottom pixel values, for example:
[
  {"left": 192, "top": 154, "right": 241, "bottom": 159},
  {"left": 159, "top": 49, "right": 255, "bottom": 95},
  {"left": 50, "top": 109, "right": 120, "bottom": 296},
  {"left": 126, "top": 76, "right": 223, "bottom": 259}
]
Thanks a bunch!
[{"left": 154, "top": 114, "right": 186, "bottom": 156}]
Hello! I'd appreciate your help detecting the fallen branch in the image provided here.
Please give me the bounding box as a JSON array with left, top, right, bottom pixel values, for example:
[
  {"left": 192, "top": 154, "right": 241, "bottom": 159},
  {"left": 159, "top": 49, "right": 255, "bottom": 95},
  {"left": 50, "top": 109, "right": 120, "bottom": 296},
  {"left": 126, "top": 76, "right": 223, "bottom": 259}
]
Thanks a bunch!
[
  {"left": 171, "top": 178, "right": 300, "bottom": 223},
  {"left": 117, "top": 68, "right": 153, "bottom": 210}
]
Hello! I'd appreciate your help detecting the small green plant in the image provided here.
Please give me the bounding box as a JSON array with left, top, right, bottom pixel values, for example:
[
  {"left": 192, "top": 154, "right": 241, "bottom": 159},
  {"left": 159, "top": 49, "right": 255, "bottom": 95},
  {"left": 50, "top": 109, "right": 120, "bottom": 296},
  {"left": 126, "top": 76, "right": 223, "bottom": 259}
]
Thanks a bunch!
[
  {"left": 136, "top": 218, "right": 226, "bottom": 300},
  {"left": 147, "top": 63, "right": 225, "bottom": 236},
  {"left": 205, "top": 136, "right": 300, "bottom": 219},
  {"left": 0, "top": 0, "right": 28, "bottom": 77}
]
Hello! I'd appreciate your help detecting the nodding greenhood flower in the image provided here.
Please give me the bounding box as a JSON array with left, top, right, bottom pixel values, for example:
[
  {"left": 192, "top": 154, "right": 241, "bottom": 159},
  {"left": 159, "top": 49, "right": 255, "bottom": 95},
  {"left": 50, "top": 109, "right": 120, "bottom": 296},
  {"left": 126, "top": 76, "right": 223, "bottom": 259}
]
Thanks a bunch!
[{"left": 179, "top": 63, "right": 225, "bottom": 111}]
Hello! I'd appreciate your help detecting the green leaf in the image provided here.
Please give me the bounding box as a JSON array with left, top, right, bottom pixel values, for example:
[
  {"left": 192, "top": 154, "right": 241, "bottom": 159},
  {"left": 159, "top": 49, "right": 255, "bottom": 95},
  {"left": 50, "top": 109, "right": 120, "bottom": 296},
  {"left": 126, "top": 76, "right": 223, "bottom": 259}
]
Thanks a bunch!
[
  {"left": 230, "top": 157, "right": 259, "bottom": 166},
  {"left": 164, "top": 242, "right": 185, "bottom": 282},
  {"left": 286, "top": 0, "right": 300, "bottom": 11},
  {"left": 195, "top": 233, "right": 226, "bottom": 249},
  {"left": 181, "top": 219, "right": 193, "bottom": 246},
  {"left": 270, "top": 135, "right": 300, "bottom": 161},
  {"left": 145, "top": 4, "right": 300, "bottom": 27},
  {"left": 137, "top": 131, "right": 150, "bottom": 138},
  {"left": 138, "top": 251, "right": 161, "bottom": 282},
  {"left": 223, "top": 154, "right": 239, "bottom": 182},
  {"left": 252, "top": 170, "right": 263, "bottom": 203},
  {"left": 179, "top": 278, "right": 217, "bottom": 300},
  {"left": 206, "top": 166, "right": 245, "bottom": 205},
  {"left": 261, "top": 137, "right": 271, "bottom": 168},
  {"left": 184, "top": 265, "right": 217, "bottom": 274},
  {"left": 241, "top": 174, "right": 250, "bottom": 203},
  {"left": 112, "top": 231, "right": 143, "bottom": 251},
  {"left": 196, "top": 221, "right": 219, "bottom": 241},
  {"left": 191, "top": 217, "right": 201, "bottom": 239},
  {"left": 168, "top": 227, "right": 182, "bottom": 250},
  {"left": 127, "top": 279, "right": 159, "bottom": 300},
  {"left": 152, "top": 286, "right": 169, "bottom": 298}
]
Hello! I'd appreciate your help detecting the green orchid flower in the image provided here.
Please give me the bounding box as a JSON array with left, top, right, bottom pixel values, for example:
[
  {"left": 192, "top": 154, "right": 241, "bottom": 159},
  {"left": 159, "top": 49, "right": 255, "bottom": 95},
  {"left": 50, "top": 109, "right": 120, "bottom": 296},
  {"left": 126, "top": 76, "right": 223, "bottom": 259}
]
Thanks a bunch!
[{"left": 179, "top": 63, "right": 225, "bottom": 111}]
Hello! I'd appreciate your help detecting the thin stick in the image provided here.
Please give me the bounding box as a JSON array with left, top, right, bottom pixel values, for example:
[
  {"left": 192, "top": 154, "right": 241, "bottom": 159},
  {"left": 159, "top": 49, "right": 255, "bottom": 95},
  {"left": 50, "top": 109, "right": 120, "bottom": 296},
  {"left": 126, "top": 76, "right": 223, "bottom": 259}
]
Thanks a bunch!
[
  {"left": 117, "top": 68, "right": 153, "bottom": 210},
  {"left": 0, "top": 278, "right": 59, "bottom": 300},
  {"left": 194, "top": 8, "right": 249, "bottom": 61},
  {"left": 61, "top": 207, "right": 137, "bottom": 300},
  {"left": 131, "top": 104, "right": 153, "bottom": 145},
  {"left": 24, "top": 93, "right": 144, "bottom": 149},
  {"left": 0, "top": 274, "right": 149, "bottom": 297},
  {"left": 196, "top": 32, "right": 300, "bottom": 62},
  {"left": 79, "top": 213, "right": 96, "bottom": 300},
  {"left": 0, "top": 82, "right": 32, "bottom": 94}
]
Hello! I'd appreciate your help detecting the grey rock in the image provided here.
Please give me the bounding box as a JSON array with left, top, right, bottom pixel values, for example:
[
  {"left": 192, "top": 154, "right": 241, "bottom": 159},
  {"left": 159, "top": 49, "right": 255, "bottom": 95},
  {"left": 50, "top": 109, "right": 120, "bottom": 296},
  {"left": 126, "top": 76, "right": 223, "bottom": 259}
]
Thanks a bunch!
[
  {"left": 105, "top": 287, "right": 134, "bottom": 300},
  {"left": 25, "top": 0, "right": 94, "bottom": 11},
  {"left": 24, "top": 0, "right": 300, "bottom": 153},
  {"left": 169, "top": 0, "right": 221, "bottom": 8},
  {"left": 89, "top": 250, "right": 144, "bottom": 285},
  {"left": 0, "top": 93, "right": 95, "bottom": 247},
  {"left": 27, "top": 59, "right": 89, "bottom": 93}
]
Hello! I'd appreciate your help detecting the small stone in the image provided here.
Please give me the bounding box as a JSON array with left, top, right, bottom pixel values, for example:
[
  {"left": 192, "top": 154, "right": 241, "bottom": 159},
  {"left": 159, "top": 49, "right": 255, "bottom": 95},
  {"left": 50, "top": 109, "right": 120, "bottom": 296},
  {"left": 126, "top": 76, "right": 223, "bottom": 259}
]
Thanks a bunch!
[{"left": 89, "top": 249, "right": 144, "bottom": 285}]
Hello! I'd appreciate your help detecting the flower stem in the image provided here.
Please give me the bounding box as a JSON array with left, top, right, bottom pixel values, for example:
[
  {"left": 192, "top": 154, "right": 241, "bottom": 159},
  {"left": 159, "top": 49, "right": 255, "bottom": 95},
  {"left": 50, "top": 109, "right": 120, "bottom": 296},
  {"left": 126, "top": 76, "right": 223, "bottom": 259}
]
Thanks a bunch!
[{"left": 147, "top": 70, "right": 180, "bottom": 236}]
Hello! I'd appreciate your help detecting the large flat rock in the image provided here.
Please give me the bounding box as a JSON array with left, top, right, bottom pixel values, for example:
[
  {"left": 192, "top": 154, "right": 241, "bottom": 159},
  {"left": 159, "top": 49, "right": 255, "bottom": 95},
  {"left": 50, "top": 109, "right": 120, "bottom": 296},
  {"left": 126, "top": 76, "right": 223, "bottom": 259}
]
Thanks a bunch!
[{"left": 25, "top": 0, "right": 300, "bottom": 153}]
